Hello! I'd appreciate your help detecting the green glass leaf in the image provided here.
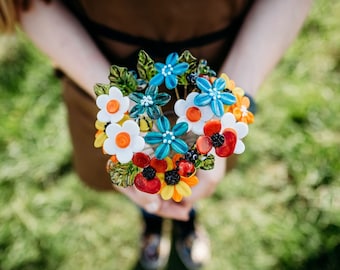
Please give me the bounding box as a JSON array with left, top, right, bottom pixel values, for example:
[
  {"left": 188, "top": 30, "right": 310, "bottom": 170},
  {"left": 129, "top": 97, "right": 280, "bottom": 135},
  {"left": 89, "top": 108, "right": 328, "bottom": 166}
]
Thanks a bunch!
[
  {"left": 199, "top": 154, "right": 215, "bottom": 170},
  {"left": 109, "top": 65, "right": 138, "bottom": 95},
  {"left": 198, "top": 59, "right": 216, "bottom": 77},
  {"left": 178, "top": 50, "right": 198, "bottom": 86},
  {"left": 107, "top": 160, "right": 140, "bottom": 187},
  {"left": 94, "top": 83, "right": 110, "bottom": 96},
  {"left": 137, "top": 50, "right": 156, "bottom": 81}
]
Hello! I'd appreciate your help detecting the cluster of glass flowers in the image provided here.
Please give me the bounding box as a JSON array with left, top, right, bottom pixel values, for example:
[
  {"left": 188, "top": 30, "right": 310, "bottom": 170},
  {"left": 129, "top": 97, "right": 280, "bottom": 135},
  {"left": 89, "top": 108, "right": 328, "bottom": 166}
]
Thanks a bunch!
[{"left": 94, "top": 50, "right": 254, "bottom": 202}]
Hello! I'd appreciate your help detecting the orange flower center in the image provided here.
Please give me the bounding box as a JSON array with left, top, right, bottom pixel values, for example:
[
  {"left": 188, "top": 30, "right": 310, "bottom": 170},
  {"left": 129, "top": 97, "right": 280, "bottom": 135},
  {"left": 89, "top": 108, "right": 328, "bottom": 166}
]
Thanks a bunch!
[
  {"left": 186, "top": 107, "right": 201, "bottom": 122},
  {"left": 115, "top": 132, "right": 130, "bottom": 148},
  {"left": 106, "top": 99, "right": 120, "bottom": 114}
]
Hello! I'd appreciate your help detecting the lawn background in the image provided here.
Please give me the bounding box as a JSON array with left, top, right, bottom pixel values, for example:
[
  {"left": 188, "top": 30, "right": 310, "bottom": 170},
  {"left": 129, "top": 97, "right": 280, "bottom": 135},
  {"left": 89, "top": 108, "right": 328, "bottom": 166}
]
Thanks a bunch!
[{"left": 0, "top": 0, "right": 339, "bottom": 269}]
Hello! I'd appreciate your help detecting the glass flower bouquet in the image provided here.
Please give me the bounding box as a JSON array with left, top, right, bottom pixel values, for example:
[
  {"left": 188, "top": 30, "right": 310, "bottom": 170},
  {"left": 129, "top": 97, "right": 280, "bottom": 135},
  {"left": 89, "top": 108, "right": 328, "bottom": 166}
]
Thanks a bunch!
[{"left": 94, "top": 50, "right": 254, "bottom": 202}]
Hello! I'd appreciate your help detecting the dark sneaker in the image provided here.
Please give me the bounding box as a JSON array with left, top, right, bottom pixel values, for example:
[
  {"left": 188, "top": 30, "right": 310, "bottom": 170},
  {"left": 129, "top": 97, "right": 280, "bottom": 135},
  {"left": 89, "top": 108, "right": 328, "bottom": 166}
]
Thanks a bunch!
[
  {"left": 174, "top": 226, "right": 211, "bottom": 270},
  {"left": 139, "top": 233, "right": 170, "bottom": 270}
]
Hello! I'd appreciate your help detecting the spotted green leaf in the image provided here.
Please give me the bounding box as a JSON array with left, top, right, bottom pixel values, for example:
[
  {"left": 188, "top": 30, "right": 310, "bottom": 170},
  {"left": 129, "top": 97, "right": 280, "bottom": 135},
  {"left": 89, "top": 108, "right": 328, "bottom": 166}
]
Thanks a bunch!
[
  {"left": 177, "top": 50, "right": 198, "bottom": 86},
  {"left": 137, "top": 50, "right": 156, "bottom": 81},
  {"left": 109, "top": 65, "right": 138, "bottom": 95},
  {"left": 94, "top": 83, "right": 110, "bottom": 96}
]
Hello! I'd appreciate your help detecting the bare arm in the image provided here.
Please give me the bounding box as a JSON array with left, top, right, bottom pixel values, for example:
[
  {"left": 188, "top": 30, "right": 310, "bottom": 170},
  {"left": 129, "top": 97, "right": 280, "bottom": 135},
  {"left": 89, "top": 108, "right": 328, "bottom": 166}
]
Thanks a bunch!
[
  {"left": 186, "top": 0, "right": 313, "bottom": 204},
  {"left": 19, "top": 0, "right": 110, "bottom": 99},
  {"left": 19, "top": 0, "right": 193, "bottom": 220},
  {"left": 221, "top": 0, "right": 313, "bottom": 97}
]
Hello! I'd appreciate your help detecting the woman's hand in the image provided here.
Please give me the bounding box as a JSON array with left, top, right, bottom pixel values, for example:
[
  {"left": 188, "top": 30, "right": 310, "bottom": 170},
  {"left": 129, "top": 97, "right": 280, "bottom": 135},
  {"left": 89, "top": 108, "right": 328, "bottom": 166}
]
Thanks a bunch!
[
  {"left": 115, "top": 185, "right": 193, "bottom": 221},
  {"left": 184, "top": 155, "right": 227, "bottom": 205}
]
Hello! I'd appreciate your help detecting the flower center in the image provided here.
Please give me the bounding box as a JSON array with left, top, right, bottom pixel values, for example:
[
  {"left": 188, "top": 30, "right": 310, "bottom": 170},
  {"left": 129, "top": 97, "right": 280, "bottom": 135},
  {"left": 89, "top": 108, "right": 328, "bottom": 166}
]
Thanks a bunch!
[
  {"left": 209, "top": 88, "right": 221, "bottom": 100},
  {"left": 140, "top": 95, "right": 154, "bottom": 106},
  {"left": 186, "top": 106, "right": 201, "bottom": 122},
  {"left": 142, "top": 166, "right": 156, "bottom": 180},
  {"left": 211, "top": 133, "right": 225, "bottom": 147},
  {"left": 162, "top": 64, "right": 174, "bottom": 77},
  {"left": 115, "top": 131, "right": 130, "bottom": 148},
  {"left": 106, "top": 99, "right": 120, "bottom": 114},
  {"left": 164, "top": 170, "right": 180, "bottom": 185},
  {"left": 162, "top": 131, "right": 175, "bottom": 144}
]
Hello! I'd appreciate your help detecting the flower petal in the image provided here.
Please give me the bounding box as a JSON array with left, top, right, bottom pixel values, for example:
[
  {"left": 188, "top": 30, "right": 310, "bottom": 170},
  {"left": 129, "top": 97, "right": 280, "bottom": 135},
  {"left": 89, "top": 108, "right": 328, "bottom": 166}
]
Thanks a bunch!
[
  {"left": 196, "top": 135, "right": 213, "bottom": 154},
  {"left": 149, "top": 73, "right": 164, "bottom": 86},
  {"left": 171, "top": 139, "right": 188, "bottom": 154},
  {"left": 172, "top": 62, "right": 189, "bottom": 75},
  {"left": 196, "top": 77, "right": 211, "bottom": 93},
  {"left": 105, "top": 123, "right": 121, "bottom": 137},
  {"left": 211, "top": 99, "right": 224, "bottom": 117},
  {"left": 174, "top": 99, "right": 186, "bottom": 116},
  {"left": 154, "top": 63, "right": 165, "bottom": 72},
  {"left": 172, "top": 188, "right": 183, "bottom": 202},
  {"left": 161, "top": 185, "right": 174, "bottom": 200},
  {"left": 220, "top": 92, "right": 237, "bottom": 105},
  {"left": 155, "top": 143, "right": 171, "bottom": 160},
  {"left": 191, "top": 121, "right": 205, "bottom": 135},
  {"left": 103, "top": 138, "right": 117, "bottom": 155},
  {"left": 154, "top": 92, "right": 171, "bottom": 106},
  {"left": 182, "top": 175, "right": 199, "bottom": 187},
  {"left": 144, "top": 132, "right": 163, "bottom": 144},
  {"left": 176, "top": 181, "right": 192, "bottom": 197},
  {"left": 123, "top": 120, "right": 140, "bottom": 136},
  {"left": 203, "top": 119, "right": 221, "bottom": 136},
  {"left": 116, "top": 150, "right": 133, "bottom": 164},
  {"left": 213, "top": 77, "right": 226, "bottom": 91},
  {"left": 234, "top": 140, "right": 245, "bottom": 154},
  {"left": 165, "top": 52, "right": 178, "bottom": 65},
  {"left": 97, "top": 110, "right": 110, "bottom": 123},
  {"left": 96, "top": 94, "right": 109, "bottom": 109},
  {"left": 129, "top": 104, "right": 145, "bottom": 118},
  {"left": 145, "top": 85, "right": 158, "bottom": 97},
  {"left": 131, "top": 136, "right": 145, "bottom": 152},
  {"left": 146, "top": 106, "right": 161, "bottom": 119},
  {"left": 172, "top": 122, "right": 188, "bottom": 136},
  {"left": 157, "top": 116, "right": 171, "bottom": 133},
  {"left": 234, "top": 122, "right": 249, "bottom": 139},
  {"left": 221, "top": 112, "right": 236, "bottom": 129},
  {"left": 94, "top": 132, "right": 107, "bottom": 148},
  {"left": 194, "top": 93, "right": 211, "bottom": 106},
  {"left": 129, "top": 92, "right": 144, "bottom": 103},
  {"left": 165, "top": 75, "right": 177, "bottom": 89}
]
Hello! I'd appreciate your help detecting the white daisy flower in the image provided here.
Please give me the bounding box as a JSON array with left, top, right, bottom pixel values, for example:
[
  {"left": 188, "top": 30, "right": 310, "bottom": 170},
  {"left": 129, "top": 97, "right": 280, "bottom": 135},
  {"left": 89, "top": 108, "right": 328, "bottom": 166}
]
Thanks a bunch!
[
  {"left": 174, "top": 92, "right": 213, "bottom": 135},
  {"left": 96, "top": 86, "right": 130, "bottom": 123},
  {"left": 103, "top": 120, "right": 145, "bottom": 163}
]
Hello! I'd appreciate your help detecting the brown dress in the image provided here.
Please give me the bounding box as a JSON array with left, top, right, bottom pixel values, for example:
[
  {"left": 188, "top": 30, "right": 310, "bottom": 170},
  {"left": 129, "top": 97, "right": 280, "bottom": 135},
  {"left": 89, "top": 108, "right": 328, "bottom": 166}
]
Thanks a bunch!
[{"left": 61, "top": 0, "right": 253, "bottom": 190}]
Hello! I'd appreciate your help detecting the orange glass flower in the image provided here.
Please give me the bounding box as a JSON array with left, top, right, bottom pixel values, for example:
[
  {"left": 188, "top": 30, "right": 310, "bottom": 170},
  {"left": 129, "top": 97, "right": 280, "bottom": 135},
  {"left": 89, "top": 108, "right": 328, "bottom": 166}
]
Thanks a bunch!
[{"left": 228, "top": 94, "right": 254, "bottom": 124}]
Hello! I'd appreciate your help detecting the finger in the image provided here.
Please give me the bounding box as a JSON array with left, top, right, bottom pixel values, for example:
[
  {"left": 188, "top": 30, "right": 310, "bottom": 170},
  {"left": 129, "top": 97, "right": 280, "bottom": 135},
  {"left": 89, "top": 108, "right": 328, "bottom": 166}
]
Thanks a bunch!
[{"left": 157, "top": 200, "right": 192, "bottom": 221}]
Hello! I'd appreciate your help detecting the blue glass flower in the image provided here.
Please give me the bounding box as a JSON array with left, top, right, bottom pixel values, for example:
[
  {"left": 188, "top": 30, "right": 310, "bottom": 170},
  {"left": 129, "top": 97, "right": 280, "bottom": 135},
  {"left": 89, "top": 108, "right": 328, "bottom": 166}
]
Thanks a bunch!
[
  {"left": 144, "top": 116, "right": 189, "bottom": 159},
  {"left": 149, "top": 53, "right": 189, "bottom": 90},
  {"left": 129, "top": 85, "right": 171, "bottom": 120},
  {"left": 194, "top": 77, "right": 236, "bottom": 117}
]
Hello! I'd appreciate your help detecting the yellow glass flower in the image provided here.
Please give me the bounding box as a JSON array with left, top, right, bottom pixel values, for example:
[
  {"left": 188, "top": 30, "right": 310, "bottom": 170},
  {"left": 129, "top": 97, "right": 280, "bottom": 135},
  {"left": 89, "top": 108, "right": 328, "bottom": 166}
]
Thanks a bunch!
[
  {"left": 220, "top": 73, "right": 244, "bottom": 96},
  {"left": 94, "top": 120, "right": 107, "bottom": 148},
  {"left": 157, "top": 156, "right": 199, "bottom": 202}
]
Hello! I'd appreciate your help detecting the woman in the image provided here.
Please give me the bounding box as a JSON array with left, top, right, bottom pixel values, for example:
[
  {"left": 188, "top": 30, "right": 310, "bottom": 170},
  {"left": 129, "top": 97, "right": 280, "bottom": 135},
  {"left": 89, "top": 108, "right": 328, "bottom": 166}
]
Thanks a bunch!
[{"left": 0, "top": 0, "right": 312, "bottom": 269}]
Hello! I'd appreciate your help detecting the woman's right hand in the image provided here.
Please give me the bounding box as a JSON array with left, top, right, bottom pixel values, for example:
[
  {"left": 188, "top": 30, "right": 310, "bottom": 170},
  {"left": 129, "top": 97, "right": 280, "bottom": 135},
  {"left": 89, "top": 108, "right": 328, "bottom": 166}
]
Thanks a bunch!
[{"left": 115, "top": 185, "right": 193, "bottom": 221}]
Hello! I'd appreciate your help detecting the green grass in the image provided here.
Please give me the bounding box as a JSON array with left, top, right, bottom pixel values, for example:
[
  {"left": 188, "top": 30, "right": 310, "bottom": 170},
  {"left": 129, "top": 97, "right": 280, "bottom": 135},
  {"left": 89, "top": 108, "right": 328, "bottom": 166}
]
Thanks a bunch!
[{"left": 1, "top": 0, "right": 340, "bottom": 269}]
